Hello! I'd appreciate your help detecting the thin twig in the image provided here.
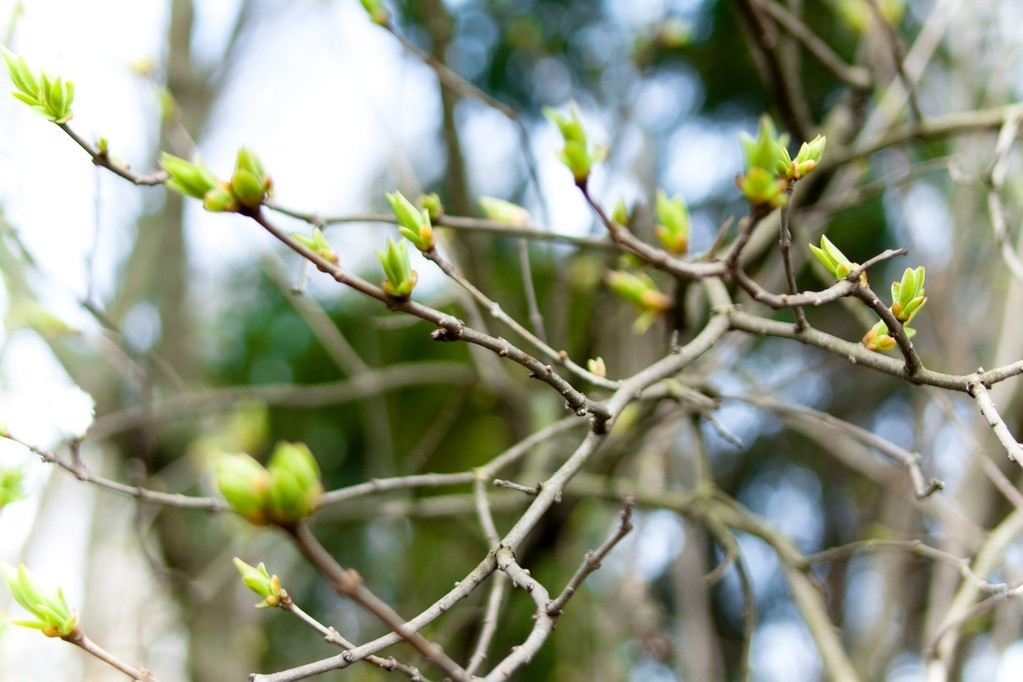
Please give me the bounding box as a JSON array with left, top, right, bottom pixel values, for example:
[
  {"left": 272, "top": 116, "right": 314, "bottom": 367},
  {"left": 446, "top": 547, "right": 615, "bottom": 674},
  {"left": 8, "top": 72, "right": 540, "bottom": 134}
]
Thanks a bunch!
[
  {"left": 733, "top": 248, "right": 906, "bottom": 310},
  {"left": 465, "top": 573, "right": 509, "bottom": 677},
  {"left": 492, "top": 479, "right": 542, "bottom": 496},
  {"left": 91, "top": 361, "right": 474, "bottom": 439},
  {"left": 729, "top": 308, "right": 1023, "bottom": 391},
  {"left": 485, "top": 547, "right": 554, "bottom": 681},
  {"left": 281, "top": 599, "right": 429, "bottom": 680},
  {"left": 863, "top": 0, "right": 923, "bottom": 124},
  {"left": 546, "top": 496, "right": 635, "bottom": 615},
  {"left": 968, "top": 372, "right": 1023, "bottom": 465},
  {"left": 6, "top": 434, "right": 225, "bottom": 511},
  {"left": 58, "top": 124, "right": 167, "bottom": 186},
  {"left": 248, "top": 209, "right": 614, "bottom": 431},
  {"left": 425, "top": 249, "right": 617, "bottom": 389},
  {"left": 803, "top": 539, "right": 1007, "bottom": 594},
  {"left": 777, "top": 201, "right": 808, "bottom": 330},
  {"left": 287, "top": 523, "right": 469, "bottom": 681},
  {"left": 984, "top": 112, "right": 1023, "bottom": 283},
  {"left": 850, "top": 284, "right": 923, "bottom": 376},
  {"left": 264, "top": 205, "right": 621, "bottom": 252},
  {"left": 379, "top": 20, "right": 519, "bottom": 121},
  {"left": 755, "top": 0, "right": 872, "bottom": 89},
  {"left": 731, "top": 393, "right": 944, "bottom": 498},
  {"left": 474, "top": 476, "right": 501, "bottom": 547},
  {"left": 67, "top": 630, "right": 156, "bottom": 681},
  {"left": 579, "top": 188, "right": 729, "bottom": 280}
]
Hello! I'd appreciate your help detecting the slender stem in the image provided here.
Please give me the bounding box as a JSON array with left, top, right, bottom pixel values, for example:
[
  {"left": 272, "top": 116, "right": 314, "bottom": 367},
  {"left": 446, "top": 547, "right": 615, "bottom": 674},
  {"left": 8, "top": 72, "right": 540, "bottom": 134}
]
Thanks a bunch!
[
  {"left": 777, "top": 202, "right": 808, "bottom": 330},
  {"left": 287, "top": 523, "right": 469, "bottom": 681},
  {"left": 6, "top": 435, "right": 225, "bottom": 511},
  {"left": 67, "top": 630, "right": 155, "bottom": 681},
  {"left": 850, "top": 285, "right": 923, "bottom": 376},
  {"left": 731, "top": 393, "right": 943, "bottom": 498},
  {"left": 755, "top": 0, "right": 872, "bottom": 89},
  {"left": 546, "top": 496, "right": 635, "bottom": 615},
  {"left": 379, "top": 20, "right": 519, "bottom": 121},
  {"left": 247, "top": 209, "right": 612, "bottom": 430},
  {"left": 281, "top": 599, "right": 429, "bottom": 680},
  {"left": 474, "top": 477, "right": 501, "bottom": 547},
  {"left": 968, "top": 373, "right": 1023, "bottom": 466},
  {"left": 425, "top": 248, "right": 617, "bottom": 389},
  {"left": 58, "top": 124, "right": 167, "bottom": 186},
  {"left": 465, "top": 573, "right": 508, "bottom": 676},
  {"left": 803, "top": 539, "right": 1008, "bottom": 594}
]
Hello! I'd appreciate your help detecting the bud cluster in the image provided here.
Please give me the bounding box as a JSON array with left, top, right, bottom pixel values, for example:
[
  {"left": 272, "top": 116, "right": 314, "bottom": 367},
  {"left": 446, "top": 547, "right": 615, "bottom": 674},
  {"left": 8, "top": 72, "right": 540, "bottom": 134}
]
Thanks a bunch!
[
  {"left": 378, "top": 238, "right": 418, "bottom": 300},
  {"left": 606, "top": 270, "right": 672, "bottom": 333},
  {"left": 863, "top": 267, "right": 927, "bottom": 352},
  {"left": 291, "top": 227, "right": 339, "bottom": 270},
  {"left": 3, "top": 50, "right": 74, "bottom": 124},
  {"left": 215, "top": 442, "right": 324, "bottom": 527},
  {"left": 738, "top": 116, "right": 826, "bottom": 208},
  {"left": 1, "top": 563, "right": 78, "bottom": 638},
  {"left": 160, "top": 147, "right": 272, "bottom": 213}
]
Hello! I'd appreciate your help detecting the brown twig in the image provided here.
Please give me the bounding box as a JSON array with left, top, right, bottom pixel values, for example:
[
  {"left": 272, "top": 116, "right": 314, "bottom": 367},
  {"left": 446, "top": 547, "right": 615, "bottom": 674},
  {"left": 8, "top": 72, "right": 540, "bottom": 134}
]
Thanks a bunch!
[
  {"left": 286, "top": 523, "right": 469, "bottom": 681},
  {"left": 755, "top": 0, "right": 872, "bottom": 89},
  {"left": 546, "top": 496, "right": 635, "bottom": 615},
  {"left": 66, "top": 629, "right": 156, "bottom": 681},
  {"left": 967, "top": 372, "right": 1023, "bottom": 465},
  {"left": 58, "top": 124, "right": 167, "bottom": 186},
  {"left": 6, "top": 434, "right": 225, "bottom": 511},
  {"left": 280, "top": 598, "right": 429, "bottom": 680}
]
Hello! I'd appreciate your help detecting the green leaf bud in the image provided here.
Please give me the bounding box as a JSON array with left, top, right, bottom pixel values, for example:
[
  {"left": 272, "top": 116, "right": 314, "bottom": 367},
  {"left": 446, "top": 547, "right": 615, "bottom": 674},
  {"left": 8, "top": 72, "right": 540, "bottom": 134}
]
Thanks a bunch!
[
  {"left": 202, "top": 184, "right": 239, "bottom": 213},
  {"left": 863, "top": 321, "right": 897, "bottom": 352},
  {"left": 738, "top": 167, "right": 788, "bottom": 208},
  {"left": 891, "top": 266, "right": 926, "bottom": 322},
  {"left": 233, "top": 558, "right": 286, "bottom": 608},
  {"left": 1, "top": 563, "right": 78, "bottom": 638},
  {"left": 809, "top": 235, "right": 863, "bottom": 281},
  {"left": 611, "top": 199, "right": 631, "bottom": 228},
  {"left": 215, "top": 453, "right": 271, "bottom": 524},
  {"left": 3, "top": 50, "right": 75, "bottom": 123},
  {"left": 160, "top": 153, "right": 219, "bottom": 200},
  {"left": 230, "top": 170, "right": 265, "bottom": 209},
  {"left": 360, "top": 0, "right": 391, "bottom": 25},
  {"left": 420, "top": 193, "right": 444, "bottom": 221},
  {"left": 606, "top": 270, "right": 672, "bottom": 334},
  {"left": 653, "top": 189, "right": 689, "bottom": 255},
  {"left": 587, "top": 357, "right": 607, "bottom": 378},
  {"left": 378, "top": 238, "right": 418, "bottom": 300},
  {"left": 478, "top": 196, "right": 531, "bottom": 226},
  {"left": 0, "top": 467, "right": 25, "bottom": 510},
  {"left": 386, "top": 191, "right": 435, "bottom": 251},
  {"left": 791, "top": 134, "right": 826, "bottom": 178},
  {"left": 291, "top": 227, "right": 339, "bottom": 268},
  {"left": 231, "top": 147, "right": 272, "bottom": 209},
  {"left": 740, "top": 115, "right": 790, "bottom": 176},
  {"left": 265, "top": 442, "right": 323, "bottom": 526},
  {"left": 545, "top": 105, "right": 594, "bottom": 185},
  {"left": 3, "top": 49, "right": 39, "bottom": 103}
]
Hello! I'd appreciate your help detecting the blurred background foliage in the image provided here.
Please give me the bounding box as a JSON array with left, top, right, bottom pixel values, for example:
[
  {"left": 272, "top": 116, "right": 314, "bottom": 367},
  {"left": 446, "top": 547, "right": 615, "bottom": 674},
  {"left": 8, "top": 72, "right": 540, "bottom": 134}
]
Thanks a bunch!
[{"left": 5, "top": 0, "right": 1023, "bottom": 679}]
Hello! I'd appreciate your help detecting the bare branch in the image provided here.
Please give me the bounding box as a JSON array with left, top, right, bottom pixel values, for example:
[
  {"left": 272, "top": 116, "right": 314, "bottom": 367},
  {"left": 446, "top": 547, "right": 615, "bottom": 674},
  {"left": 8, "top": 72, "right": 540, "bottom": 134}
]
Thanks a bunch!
[
  {"left": 968, "top": 373, "right": 1023, "bottom": 465},
  {"left": 546, "top": 496, "right": 635, "bottom": 615}
]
